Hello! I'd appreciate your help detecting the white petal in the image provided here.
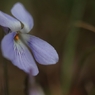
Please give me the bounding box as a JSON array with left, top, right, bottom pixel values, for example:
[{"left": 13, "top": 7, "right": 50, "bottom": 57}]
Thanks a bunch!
[
  {"left": 11, "top": 2, "right": 34, "bottom": 33},
  {"left": 0, "top": 11, "right": 21, "bottom": 31},
  {"left": 1, "top": 33, "right": 39, "bottom": 76},
  {"left": 20, "top": 34, "right": 59, "bottom": 65}
]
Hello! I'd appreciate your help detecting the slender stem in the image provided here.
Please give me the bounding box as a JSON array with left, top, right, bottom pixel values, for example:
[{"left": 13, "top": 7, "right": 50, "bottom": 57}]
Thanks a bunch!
[
  {"left": 3, "top": 59, "right": 9, "bottom": 95},
  {"left": 1, "top": 30, "right": 9, "bottom": 95},
  {"left": 62, "top": 0, "right": 86, "bottom": 95}
]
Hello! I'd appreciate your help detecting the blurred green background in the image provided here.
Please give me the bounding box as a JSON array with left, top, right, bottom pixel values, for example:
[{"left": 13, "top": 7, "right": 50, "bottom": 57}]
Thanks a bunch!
[{"left": 0, "top": 0, "right": 95, "bottom": 95}]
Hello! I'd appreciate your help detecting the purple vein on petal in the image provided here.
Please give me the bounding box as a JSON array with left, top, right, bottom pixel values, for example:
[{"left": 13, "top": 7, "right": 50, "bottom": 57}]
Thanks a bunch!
[
  {"left": 1, "top": 32, "right": 39, "bottom": 76},
  {"left": 20, "top": 34, "right": 59, "bottom": 65}
]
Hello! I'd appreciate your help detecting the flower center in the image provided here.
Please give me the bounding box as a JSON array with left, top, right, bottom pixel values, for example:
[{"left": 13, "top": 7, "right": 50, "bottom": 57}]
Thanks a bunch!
[{"left": 14, "top": 34, "right": 19, "bottom": 41}]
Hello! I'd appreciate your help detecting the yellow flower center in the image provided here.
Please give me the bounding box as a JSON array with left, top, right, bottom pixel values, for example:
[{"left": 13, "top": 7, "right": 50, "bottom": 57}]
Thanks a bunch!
[{"left": 14, "top": 34, "right": 19, "bottom": 41}]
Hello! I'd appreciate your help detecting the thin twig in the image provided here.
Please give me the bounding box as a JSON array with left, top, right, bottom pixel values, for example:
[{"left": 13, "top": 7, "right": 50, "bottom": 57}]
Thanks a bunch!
[{"left": 75, "top": 21, "right": 95, "bottom": 33}]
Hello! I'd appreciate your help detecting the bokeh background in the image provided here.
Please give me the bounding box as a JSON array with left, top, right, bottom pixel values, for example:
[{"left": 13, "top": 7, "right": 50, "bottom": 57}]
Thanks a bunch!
[{"left": 0, "top": 0, "right": 95, "bottom": 95}]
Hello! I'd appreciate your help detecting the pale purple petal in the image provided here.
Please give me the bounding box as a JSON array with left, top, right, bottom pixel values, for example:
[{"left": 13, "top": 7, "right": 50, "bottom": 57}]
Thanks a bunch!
[
  {"left": 1, "top": 33, "right": 39, "bottom": 76},
  {"left": 0, "top": 11, "right": 21, "bottom": 31},
  {"left": 11, "top": 2, "right": 34, "bottom": 33},
  {"left": 12, "top": 40, "right": 39, "bottom": 75},
  {"left": 1, "top": 32, "right": 16, "bottom": 60},
  {"left": 20, "top": 34, "right": 59, "bottom": 65}
]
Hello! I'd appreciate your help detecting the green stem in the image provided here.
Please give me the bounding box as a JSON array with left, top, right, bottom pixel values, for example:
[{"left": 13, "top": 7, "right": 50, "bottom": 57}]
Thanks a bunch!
[{"left": 62, "top": 0, "right": 86, "bottom": 95}]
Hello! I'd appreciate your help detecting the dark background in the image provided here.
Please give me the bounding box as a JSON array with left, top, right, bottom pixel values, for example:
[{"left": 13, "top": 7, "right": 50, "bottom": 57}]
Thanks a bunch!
[{"left": 0, "top": 0, "right": 95, "bottom": 95}]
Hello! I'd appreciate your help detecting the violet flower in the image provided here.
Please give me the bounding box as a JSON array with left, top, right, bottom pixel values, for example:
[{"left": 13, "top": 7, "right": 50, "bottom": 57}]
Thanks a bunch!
[{"left": 0, "top": 2, "right": 59, "bottom": 76}]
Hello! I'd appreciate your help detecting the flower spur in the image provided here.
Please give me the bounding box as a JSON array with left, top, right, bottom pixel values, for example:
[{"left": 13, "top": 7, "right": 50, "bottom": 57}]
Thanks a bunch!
[{"left": 0, "top": 2, "right": 59, "bottom": 76}]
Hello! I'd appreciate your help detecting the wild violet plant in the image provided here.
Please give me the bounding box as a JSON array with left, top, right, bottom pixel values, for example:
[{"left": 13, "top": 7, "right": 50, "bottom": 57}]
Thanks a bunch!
[{"left": 0, "top": 2, "right": 59, "bottom": 76}]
